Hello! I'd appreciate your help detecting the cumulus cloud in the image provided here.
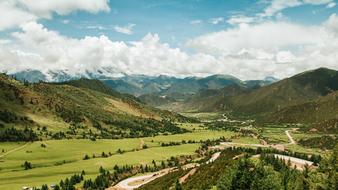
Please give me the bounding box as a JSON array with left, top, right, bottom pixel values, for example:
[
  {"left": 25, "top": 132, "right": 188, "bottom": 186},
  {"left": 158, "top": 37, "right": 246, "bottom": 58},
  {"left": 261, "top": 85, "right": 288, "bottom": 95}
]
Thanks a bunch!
[
  {"left": 326, "top": 2, "right": 336, "bottom": 8},
  {"left": 209, "top": 17, "right": 224, "bottom": 25},
  {"left": 0, "top": 22, "right": 219, "bottom": 79},
  {"left": 190, "top": 20, "right": 202, "bottom": 25},
  {"left": 114, "top": 23, "right": 135, "bottom": 35},
  {"left": 261, "top": 0, "right": 333, "bottom": 17},
  {"left": 186, "top": 14, "right": 338, "bottom": 79},
  {"left": 186, "top": 22, "right": 322, "bottom": 55},
  {"left": 227, "top": 15, "right": 255, "bottom": 25},
  {"left": 62, "top": 20, "right": 70, "bottom": 24},
  {"left": 1, "top": 14, "right": 338, "bottom": 81},
  {"left": 0, "top": 0, "right": 109, "bottom": 30}
]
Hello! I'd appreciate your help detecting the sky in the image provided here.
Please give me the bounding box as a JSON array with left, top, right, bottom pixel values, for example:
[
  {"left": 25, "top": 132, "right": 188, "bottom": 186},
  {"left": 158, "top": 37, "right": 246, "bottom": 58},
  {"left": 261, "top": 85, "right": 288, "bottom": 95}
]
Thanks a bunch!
[{"left": 0, "top": 0, "right": 338, "bottom": 80}]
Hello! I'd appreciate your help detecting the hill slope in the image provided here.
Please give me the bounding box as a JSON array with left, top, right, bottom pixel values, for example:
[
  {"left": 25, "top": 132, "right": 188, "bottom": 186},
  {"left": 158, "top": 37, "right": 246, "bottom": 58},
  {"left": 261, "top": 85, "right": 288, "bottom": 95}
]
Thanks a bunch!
[
  {"left": 178, "top": 68, "right": 338, "bottom": 125},
  {"left": 0, "top": 74, "right": 187, "bottom": 140}
]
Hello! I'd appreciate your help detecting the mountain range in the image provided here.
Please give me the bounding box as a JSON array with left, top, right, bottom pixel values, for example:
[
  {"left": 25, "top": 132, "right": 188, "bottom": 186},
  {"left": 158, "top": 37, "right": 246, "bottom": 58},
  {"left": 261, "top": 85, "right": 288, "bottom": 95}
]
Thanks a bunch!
[
  {"left": 174, "top": 67, "right": 338, "bottom": 126},
  {"left": 5, "top": 67, "right": 338, "bottom": 128},
  {"left": 10, "top": 69, "right": 278, "bottom": 96}
]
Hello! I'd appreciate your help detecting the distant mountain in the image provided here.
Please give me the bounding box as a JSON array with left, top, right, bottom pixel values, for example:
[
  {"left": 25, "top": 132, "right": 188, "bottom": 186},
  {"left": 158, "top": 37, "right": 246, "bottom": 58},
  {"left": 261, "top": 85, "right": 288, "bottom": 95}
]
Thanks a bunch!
[
  {"left": 230, "top": 67, "right": 338, "bottom": 115},
  {"left": 174, "top": 84, "right": 248, "bottom": 112},
  {"left": 9, "top": 69, "right": 277, "bottom": 97},
  {"left": 11, "top": 70, "right": 47, "bottom": 82},
  {"left": 179, "top": 67, "right": 338, "bottom": 125}
]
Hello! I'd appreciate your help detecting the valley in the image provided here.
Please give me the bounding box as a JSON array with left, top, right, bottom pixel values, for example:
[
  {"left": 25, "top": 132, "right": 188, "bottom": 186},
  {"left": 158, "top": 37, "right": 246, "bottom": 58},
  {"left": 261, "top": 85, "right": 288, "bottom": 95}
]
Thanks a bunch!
[
  {"left": 0, "top": 68, "right": 337, "bottom": 190},
  {"left": 1, "top": 1, "right": 338, "bottom": 189}
]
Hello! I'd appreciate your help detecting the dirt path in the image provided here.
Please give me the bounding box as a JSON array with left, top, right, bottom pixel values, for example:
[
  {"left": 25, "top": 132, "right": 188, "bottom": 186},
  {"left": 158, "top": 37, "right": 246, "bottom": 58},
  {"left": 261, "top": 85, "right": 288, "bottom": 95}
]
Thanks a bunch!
[
  {"left": 139, "top": 138, "right": 145, "bottom": 149},
  {"left": 0, "top": 142, "right": 30, "bottom": 158},
  {"left": 273, "top": 154, "right": 313, "bottom": 170},
  {"left": 220, "top": 142, "right": 270, "bottom": 148},
  {"left": 285, "top": 128, "right": 297, "bottom": 145},
  {"left": 206, "top": 152, "right": 221, "bottom": 164},
  {"left": 252, "top": 154, "right": 314, "bottom": 170},
  {"left": 109, "top": 168, "right": 174, "bottom": 190},
  {"left": 109, "top": 152, "right": 222, "bottom": 190},
  {"left": 179, "top": 168, "right": 197, "bottom": 183}
]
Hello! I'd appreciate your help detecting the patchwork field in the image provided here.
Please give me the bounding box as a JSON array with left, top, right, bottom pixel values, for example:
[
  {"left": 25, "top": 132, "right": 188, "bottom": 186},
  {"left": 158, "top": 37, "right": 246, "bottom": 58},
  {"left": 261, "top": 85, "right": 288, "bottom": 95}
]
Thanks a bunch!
[
  {"left": 0, "top": 124, "right": 236, "bottom": 190},
  {"left": 0, "top": 118, "right": 333, "bottom": 189}
]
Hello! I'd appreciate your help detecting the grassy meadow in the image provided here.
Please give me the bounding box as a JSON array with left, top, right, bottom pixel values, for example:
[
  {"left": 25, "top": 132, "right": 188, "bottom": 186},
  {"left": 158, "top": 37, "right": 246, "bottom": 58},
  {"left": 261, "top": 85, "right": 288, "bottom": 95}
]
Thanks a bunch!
[
  {"left": 0, "top": 123, "right": 236, "bottom": 189},
  {"left": 0, "top": 119, "right": 331, "bottom": 189}
]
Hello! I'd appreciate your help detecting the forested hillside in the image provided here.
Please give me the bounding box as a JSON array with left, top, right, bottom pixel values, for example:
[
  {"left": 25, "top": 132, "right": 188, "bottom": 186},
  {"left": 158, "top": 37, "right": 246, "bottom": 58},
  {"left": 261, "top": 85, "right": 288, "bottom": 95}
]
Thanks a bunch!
[{"left": 0, "top": 74, "right": 188, "bottom": 141}]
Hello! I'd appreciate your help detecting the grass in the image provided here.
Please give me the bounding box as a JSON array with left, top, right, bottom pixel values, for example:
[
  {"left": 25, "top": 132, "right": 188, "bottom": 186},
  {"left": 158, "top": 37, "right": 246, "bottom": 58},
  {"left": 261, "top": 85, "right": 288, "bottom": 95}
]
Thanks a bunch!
[
  {"left": 0, "top": 142, "right": 26, "bottom": 153},
  {"left": 180, "top": 112, "right": 222, "bottom": 120},
  {"left": 26, "top": 113, "right": 71, "bottom": 132},
  {"left": 144, "top": 130, "right": 234, "bottom": 145},
  {"left": 231, "top": 137, "right": 261, "bottom": 144},
  {"left": 261, "top": 126, "right": 291, "bottom": 144},
  {"left": 0, "top": 139, "right": 199, "bottom": 190},
  {"left": 0, "top": 125, "right": 236, "bottom": 190},
  {"left": 285, "top": 144, "right": 325, "bottom": 155},
  {"left": 0, "top": 117, "right": 328, "bottom": 190}
]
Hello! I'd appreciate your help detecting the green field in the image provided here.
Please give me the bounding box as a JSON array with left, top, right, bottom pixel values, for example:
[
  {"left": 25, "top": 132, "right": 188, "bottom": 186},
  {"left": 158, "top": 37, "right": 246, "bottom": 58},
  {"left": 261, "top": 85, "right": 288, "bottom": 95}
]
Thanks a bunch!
[
  {"left": 0, "top": 124, "right": 236, "bottom": 190},
  {"left": 0, "top": 121, "right": 330, "bottom": 189},
  {"left": 261, "top": 126, "right": 291, "bottom": 143}
]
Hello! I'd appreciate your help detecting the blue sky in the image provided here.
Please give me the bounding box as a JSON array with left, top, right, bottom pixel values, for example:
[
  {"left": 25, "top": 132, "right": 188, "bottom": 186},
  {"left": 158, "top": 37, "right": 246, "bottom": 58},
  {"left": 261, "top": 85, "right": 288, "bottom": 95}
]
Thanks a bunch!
[
  {"left": 0, "top": 0, "right": 338, "bottom": 80},
  {"left": 40, "top": 0, "right": 338, "bottom": 45}
]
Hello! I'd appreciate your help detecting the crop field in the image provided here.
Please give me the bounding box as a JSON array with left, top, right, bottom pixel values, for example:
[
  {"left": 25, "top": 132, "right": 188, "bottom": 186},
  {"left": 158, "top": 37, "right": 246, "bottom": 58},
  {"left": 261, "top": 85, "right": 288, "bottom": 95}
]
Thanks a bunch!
[
  {"left": 0, "top": 120, "right": 329, "bottom": 190},
  {"left": 0, "top": 123, "right": 237, "bottom": 190},
  {"left": 180, "top": 112, "right": 222, "bottom": 121},
  {"left": 0, "top": 140, "right": 200, "bottom": 189},
  {"left": 231, "top": 137, "right": 261, "bottom": 144},
  {"left": 260, "top": 126, "right": 292, "bottom": 143}
]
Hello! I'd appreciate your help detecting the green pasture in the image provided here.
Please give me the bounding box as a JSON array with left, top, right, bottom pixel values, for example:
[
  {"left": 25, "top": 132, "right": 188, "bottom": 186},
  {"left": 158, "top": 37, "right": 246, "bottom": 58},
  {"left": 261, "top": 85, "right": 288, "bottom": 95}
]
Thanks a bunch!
[{"left": 0, "top": 125, "right": 236, "bottom": 190}]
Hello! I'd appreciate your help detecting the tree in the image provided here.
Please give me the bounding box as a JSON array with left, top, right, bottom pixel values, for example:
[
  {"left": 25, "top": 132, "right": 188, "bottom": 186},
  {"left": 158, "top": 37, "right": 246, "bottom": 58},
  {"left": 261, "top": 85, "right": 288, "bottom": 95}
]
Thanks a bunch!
[
  {"left": 23, "top": 161, "right": 32, "bottom": 170},
  {"left": 54, "top": 185, "right": 60, "bottom": 190},
  {"left": 41, "top": 184, "right": 48, "bottom": 190},
  {"left": 83, "top": 154, "right": 90, "bottom": 160},
  {"left": 250, "top": 164, "right": 282, "bottom": 190},
  {"left": 175, "top": 180, "right": 182, "bottom": 190}
]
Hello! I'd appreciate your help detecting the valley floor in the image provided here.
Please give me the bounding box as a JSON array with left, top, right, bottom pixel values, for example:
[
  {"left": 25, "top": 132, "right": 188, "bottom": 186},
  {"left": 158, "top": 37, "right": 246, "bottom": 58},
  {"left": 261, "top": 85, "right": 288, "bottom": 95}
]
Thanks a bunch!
[
  {"left": 0, "top": 116, "right": 334, "bottom": 190},
  {"left": 0, "top": 124, "right": 233, "bottom": 190}
]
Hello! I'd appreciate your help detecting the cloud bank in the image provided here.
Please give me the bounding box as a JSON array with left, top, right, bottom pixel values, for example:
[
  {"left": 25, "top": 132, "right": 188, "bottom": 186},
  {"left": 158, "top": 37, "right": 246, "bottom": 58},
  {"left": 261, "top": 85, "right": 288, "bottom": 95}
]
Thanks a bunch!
[
  {"left": 0, "top": 0, "right": 109, "bottom": 30},
  {"left": 0, "top": 0, "right": 338, "bottom": 80},
  {"left": 1, "top": 13, "right": 338, "bottom": 80}
]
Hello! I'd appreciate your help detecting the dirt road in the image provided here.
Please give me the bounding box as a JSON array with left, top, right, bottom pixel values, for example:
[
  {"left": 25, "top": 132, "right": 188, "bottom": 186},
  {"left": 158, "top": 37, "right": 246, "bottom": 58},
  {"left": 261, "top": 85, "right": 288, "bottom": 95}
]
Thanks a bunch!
[
  {"left": 285, "top": 129, "right": 297, "bottom": 145},
  {"left": 109, "top": 152, "right": 222, "bottom": 190},
  {"left": 109, "top": 168, "right": 174, "bottom": 190},
  {"left": 0, "top": 142, "right": 30, "bottom": 158}
]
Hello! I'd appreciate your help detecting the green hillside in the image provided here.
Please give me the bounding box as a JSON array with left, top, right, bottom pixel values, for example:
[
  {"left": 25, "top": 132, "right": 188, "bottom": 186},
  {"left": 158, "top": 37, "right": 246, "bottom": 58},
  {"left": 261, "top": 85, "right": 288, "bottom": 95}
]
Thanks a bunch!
[
  {"left": 177, "top": 68, "right": 338, "bottom": 126},
  {"left": 0, "top": 74, "right": 188, "bottom": 141}
]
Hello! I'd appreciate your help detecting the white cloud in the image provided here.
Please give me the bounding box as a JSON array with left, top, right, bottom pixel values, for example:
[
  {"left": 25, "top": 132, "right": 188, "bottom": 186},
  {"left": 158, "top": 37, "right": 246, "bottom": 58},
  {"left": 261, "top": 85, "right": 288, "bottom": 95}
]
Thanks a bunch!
[
  {"left": 209, "top": 17, "right": 224, "bottom": 25},
  {"left": 0, "top": 1, "right": 37, "bottom": 30},
  {"left": 276, "top": 51, "right": 296, "bottom": 63},
  {"left": 2, "top": 14, "right": 338, "bottom": 81},
  {"left": 326, "top": 2, "right": 336, "bottom": 8},
  {"left": 261, "top": 0, "right": 333, "bottom": 17},
  {"left": 227, "top": 15, "right": 255, "bottom": 25},
  {"left": 114, "top": 23, "right": 135, "bottom": 35},
  {"left": 186, "top": 22, "right": 322, "bottom": 55},
  {"left": 186, "top": 14, "right": 338, "bottom": 79},
  {"left": 324, "top": 13, "right": 338, "bottom": 35},
  {"left": 190, "top": 20, "right": 202, "bottom": 25},
  {"left": 262, "top": 0, "right": 302, "bottom": 17},
  {"left": 1, "top": 22, "right": 217, "bottom": 78},
  {"left": 62, "top": 20, "right": 70, "bottom": 24},
  {"left": 0, "top": 0, "right": 109, "bottom": 30},
  {"left": 86, "top": 25, "right": 106, "bottom": 30}
]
